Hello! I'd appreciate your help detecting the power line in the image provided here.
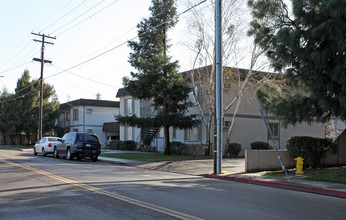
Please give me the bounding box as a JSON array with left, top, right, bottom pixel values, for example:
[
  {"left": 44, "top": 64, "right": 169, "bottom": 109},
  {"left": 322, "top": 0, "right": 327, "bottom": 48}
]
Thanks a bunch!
[
  {"left": 50, "top": 64, "right": 120, "bottom": 88},
  {"left": 40, "top": 0, "right": 88, "bottom": 33},
  {"left": 49, "top": 0, "right": 107, "bottom": 35},
  {"left": 33, "top": 0, "right": 75, "bottom": 32},
  {"left": 54, "top": 0, "right": 119, "bottom": 36},
  {"left": 0, "top": 62, "right": 32, "bottom": 75},
  {"left": 1, "top": 0, "right": 207, "bottom": 104}
]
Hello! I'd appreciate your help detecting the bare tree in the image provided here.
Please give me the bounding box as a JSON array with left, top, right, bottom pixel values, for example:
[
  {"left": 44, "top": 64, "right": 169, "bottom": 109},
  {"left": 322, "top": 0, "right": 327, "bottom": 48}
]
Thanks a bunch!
[{"left": 184, "top": 0, "right": 258, "bottom": 155}]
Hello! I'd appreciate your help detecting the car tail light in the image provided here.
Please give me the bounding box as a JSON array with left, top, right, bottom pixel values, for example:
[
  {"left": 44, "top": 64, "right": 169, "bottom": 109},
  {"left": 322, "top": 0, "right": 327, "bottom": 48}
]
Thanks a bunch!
[{"left": 48, "top": 143, "right": 52, "bottom": 147}]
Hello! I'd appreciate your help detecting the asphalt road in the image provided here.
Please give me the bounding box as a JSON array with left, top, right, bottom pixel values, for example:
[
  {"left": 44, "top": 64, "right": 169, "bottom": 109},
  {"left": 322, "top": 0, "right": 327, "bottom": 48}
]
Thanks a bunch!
[{"left": 1, "top": 148, "right": 346, "bottom": 220}]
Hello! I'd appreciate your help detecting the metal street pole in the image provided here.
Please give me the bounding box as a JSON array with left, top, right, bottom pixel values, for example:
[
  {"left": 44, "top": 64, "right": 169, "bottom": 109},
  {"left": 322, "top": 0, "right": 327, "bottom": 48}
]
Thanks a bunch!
[{"left": 214, "top": 0, "right": 222, "bottom": 174}]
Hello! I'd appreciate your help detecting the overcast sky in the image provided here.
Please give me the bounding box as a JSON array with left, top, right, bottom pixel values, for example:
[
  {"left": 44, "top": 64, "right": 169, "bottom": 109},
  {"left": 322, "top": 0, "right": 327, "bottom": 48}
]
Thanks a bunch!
[{"left": 0, "top": 0, "right": 255, "bottom": 103}]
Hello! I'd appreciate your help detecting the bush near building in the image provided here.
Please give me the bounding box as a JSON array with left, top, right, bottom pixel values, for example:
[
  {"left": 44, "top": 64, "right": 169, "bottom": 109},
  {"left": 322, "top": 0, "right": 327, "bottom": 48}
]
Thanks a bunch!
[
  {"left": 109, "top": 140, "right": 136, "bottom": 151},
  {"left": 251, "top": 141, "right": 273, "bottom": 150},
  {"left": 286, "top": 136, "right": 337, "bottom": 168},
  {"left": 225, "top": 143, "right": 241, "bottom": 157}
]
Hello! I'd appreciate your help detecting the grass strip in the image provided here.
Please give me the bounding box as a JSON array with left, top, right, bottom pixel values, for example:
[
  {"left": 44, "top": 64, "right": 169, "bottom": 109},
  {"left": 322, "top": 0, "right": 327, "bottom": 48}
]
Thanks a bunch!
[
  {"left": 304, "top": 168, "right": 346, "bottom": 184},
  {"left": 267, "top": 168, "right": 346, "bottom": 184}
]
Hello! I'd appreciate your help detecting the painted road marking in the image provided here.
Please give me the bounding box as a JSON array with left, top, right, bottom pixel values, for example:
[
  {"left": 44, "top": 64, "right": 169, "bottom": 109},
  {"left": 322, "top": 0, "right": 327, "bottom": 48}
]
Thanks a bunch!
[{"left": 7, "top": 161, "right": 203, "bottom": 220}]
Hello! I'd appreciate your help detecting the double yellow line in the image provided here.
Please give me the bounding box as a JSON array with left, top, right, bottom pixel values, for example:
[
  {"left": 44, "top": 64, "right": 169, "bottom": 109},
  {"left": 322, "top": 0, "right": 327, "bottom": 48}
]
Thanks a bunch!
[{"left": 7, "top": 161, "right": 203, "bottom": 220}]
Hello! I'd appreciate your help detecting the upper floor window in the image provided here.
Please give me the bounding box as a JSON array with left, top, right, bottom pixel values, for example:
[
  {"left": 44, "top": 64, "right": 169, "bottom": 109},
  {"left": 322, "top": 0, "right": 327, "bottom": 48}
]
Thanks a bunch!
[
  {"left": 65, "top": 112, "right": 70, "bottom": 122},
  {"left": 125, "top": 98, "right": 133, "bottom": 115},
  {"left": 73, "top": 109, "right": 79, "bottom": 121}
]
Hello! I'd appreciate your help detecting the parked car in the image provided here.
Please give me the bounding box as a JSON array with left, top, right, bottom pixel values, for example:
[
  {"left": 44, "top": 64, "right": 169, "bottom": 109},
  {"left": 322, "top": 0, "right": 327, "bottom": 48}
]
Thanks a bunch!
[
  {"left": 105, "top": 135, "right": 119, "bottom": 147},
  {"left": 33, "top": 137, "right": 61, "bottom": 156},
  {"left": 55, "top": 132, "right": 101, "bottom": 161}
]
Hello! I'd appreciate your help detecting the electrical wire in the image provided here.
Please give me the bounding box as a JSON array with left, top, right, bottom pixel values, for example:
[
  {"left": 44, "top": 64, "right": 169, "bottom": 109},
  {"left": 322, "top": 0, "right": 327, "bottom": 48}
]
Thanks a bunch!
[
  {"left": 50, "top": 64, "right": 120, "bottom": 88},
  {"left": 1, "top": 0, "right": 207, "bottom": 104},
  {"left": 49, "top": 0, "right": 107, "bottom": 35},
  {"left": 33, "top": 0, "right": 74, "bottom": 32},
  {"left": 0, "top": 62, "right": 32, "bottom": 75},
  {"left": 53, "top": 0, "right": 119, "bottom": 36},
  {"left": 40, "top": 0, "right": 88, "bottom": 33}
]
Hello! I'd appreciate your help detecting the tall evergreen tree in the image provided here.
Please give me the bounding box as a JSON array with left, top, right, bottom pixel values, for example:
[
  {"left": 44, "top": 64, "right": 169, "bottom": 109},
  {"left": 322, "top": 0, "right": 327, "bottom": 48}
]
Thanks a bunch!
[
  {"left": 0, "top": 89, "right": 17, "bottom": 144},
  {"left": 248, "top": 0, "right": 346, "bottom": 125},
  {"left": 0, "top": 70, "right": 59, "bottom": 143},
  {"left": 116, "top": 0, "right": 199, "bottom": 155}
]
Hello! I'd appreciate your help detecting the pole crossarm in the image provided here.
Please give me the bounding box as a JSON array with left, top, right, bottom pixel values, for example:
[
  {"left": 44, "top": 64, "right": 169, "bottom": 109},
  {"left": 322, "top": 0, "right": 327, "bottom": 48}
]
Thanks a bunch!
[{"left": 33, "top": 58, "right": 52, "bottom": 64}]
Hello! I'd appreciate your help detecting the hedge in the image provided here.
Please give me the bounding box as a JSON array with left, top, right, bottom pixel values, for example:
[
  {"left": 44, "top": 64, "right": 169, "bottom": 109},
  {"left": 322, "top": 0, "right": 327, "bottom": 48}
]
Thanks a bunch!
[
  {"left": 251, "top": 141, "right": 272, "bottom": 150},
  {"left": 225, "top": 143, "right": 241, "bottom": 157},
  {"left": 109, "top": 140, "right": 136, "bottom": 151},
  {"left": 286, "top": 136, "right": 337, "bottom": 168}
]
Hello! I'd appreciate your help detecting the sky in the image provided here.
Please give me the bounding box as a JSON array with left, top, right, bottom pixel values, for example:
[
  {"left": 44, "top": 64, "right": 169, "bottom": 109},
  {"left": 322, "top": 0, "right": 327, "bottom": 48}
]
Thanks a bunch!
[{"left": 0, "top": 0, "right": 253, "bottom": 103}]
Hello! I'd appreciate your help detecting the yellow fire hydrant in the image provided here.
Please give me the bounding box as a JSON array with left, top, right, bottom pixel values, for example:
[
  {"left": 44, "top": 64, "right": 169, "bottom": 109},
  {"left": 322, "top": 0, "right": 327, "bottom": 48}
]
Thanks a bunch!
[{"left": 294, "top": 157, "right": 304, "bottom": 176}]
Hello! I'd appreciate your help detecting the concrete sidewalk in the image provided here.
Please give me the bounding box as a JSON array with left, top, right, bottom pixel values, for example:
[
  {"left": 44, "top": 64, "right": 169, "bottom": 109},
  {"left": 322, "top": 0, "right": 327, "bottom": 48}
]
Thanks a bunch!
[{"left": 99, "top": 150, "right": 346, "bottom": 199}]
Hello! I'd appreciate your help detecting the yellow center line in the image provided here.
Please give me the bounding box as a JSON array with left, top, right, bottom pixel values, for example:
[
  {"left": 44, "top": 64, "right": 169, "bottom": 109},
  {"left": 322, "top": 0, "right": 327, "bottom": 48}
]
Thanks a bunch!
[{"left": 7, "top": 161, "right": 203, "bottom": 220}]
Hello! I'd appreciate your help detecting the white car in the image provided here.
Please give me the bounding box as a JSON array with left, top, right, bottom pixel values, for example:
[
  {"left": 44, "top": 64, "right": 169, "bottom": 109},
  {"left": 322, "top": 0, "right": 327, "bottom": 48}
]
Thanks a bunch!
[{"left": 33, "top": 137, "right": 61, "bottom": 156}]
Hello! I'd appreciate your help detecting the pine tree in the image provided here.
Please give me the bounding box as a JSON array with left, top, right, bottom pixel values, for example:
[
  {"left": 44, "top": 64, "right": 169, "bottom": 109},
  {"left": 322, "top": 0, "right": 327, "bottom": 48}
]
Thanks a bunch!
[
  {"left": 249, "top": 0, "right": 346, "bottom": 125},
  {"left": 116, "top": 0, "right": 199, "bottom": 155}
]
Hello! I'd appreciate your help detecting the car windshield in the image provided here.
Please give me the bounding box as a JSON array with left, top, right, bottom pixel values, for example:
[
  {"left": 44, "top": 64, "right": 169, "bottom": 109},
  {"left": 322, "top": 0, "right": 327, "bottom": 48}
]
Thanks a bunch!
[
  {"left": 77, "top": 134, "right": 99, "bottom": 143},
  {"left": 48, "top": 138, "right": 59, "bottom": 142}
]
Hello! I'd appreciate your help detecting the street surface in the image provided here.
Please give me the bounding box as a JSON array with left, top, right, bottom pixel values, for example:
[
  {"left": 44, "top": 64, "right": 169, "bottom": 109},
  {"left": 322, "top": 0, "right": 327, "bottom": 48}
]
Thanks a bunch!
[{"left": 1, "top": 148, "right": 346, "bottom": 220}]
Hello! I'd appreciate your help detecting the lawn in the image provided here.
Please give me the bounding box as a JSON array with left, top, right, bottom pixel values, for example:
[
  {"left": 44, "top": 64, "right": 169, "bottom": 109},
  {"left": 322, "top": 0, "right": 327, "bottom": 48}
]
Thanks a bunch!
[
  {"left": 100, "top": 153, "right": 210, "bottom": 162},
  {"left": 267, "top": 168, "right": 346, "bottom": 184}
]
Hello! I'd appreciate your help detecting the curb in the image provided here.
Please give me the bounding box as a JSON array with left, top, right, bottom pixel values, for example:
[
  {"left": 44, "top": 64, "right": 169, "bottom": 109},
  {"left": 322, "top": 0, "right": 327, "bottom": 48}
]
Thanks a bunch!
[{"left": 207, "top": 174, "right": 346, "bottom": 199}]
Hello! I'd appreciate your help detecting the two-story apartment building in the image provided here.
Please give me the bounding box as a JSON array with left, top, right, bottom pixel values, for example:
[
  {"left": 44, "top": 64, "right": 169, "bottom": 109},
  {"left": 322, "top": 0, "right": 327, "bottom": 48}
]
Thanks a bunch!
[
  {"left": 56, "top": 99, "right": 120, "bottom": 147},
  {"left": 116, "top": 66, "right": 325, "bottom": 153}
]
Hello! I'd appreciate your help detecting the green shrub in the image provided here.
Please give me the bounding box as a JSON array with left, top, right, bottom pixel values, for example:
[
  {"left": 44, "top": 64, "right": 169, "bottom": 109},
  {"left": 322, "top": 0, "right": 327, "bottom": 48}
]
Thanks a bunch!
[
  {"left": 171, "top": 141, "right": 186, "bottom": 155},
  {"left": 286, "top": 136, "right": 337, "bottom": 168},
  {"left": 121, "top": 140, "right": 136, "bottom": 151},
  {"left": 226, "top": 143, "right": 241, "bottom": 157},
  {"left": 109, "top": 140, "right": 121, "bottom": 150},
  {"left": 109, "top": 140, "right": 136, "bottom": 151},
  {"left": 251, "top": 141, "right": 272, "bottom": 150}
]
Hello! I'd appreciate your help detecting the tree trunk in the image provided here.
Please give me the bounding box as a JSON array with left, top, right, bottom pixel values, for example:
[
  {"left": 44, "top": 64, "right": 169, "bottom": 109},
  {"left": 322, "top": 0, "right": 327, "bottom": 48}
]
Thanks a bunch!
[{"left": 163, "top": 125, "right": 171, "bottom": 155}]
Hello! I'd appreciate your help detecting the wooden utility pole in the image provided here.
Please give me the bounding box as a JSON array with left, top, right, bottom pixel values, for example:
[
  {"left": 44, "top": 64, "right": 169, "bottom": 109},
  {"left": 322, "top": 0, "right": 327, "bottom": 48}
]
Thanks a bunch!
[{"left": 32, "top": 32, "right": 55, "bottom": 140}]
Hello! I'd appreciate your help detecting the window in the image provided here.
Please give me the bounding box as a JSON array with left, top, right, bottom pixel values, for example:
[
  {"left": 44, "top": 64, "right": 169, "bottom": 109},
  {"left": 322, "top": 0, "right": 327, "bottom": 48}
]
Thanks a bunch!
[
  {"left": 73, "top": 109, "right": 79, "bottom": 121},
  {"left": 125, "top": 98, "right": 133, "bottom": 115},
  {"left": 73, "top": 128, "right": 79, "bottom": 132},
  {"left": 87, "top": 129, "right": 93, "bottom": 133},
  {"left": 268, "top": 123, "right": 279, "bottom": 139},
  {"left": 185, "top": 124, "right": 201, "bottom": 141},
  {"left": 65, "top": 112, "right": 70, "bottom": 122}
]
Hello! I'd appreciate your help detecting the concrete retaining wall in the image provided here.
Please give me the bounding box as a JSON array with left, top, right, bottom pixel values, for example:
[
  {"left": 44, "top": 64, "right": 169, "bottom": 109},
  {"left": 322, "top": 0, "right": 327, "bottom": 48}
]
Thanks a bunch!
[
  {"left": 246, "top": 145, "right": 346, "bottom": 173},
  {"left": 245, "top": 150, "right": 295, "bottom": 173}
]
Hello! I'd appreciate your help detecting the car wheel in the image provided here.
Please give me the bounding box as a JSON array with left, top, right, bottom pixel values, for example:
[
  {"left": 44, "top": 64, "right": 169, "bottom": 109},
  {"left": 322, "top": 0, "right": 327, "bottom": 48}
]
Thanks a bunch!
[
  {"left": 54, "top": 148, "right": 59, "bottom": 158},
  {"left": 66, "top": 149, "right": 73, "bottom": 160},
  {"left": 33, "top": 147, "right": 38, "bottom": 156},
  {"left": 91, "top": 155, "right": 98, "bottom": 162},
  {"left": 42, "top": 148, "right": 47, "bottom": 157}
]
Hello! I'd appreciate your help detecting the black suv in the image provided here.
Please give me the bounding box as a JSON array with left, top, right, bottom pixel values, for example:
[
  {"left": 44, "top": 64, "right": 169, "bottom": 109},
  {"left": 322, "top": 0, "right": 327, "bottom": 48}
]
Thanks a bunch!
[{"left": 55, "top": 132, "right": 101, "bottom": 161}]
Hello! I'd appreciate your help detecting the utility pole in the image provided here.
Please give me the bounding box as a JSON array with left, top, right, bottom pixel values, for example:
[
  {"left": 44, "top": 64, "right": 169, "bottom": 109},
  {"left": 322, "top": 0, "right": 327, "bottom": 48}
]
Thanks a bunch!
[
  {"left": 214, "top": 0, "right": 222, "bottom": 174},
  {"left": 32, "top": 32, "right": 56, "bottom": 140}
]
